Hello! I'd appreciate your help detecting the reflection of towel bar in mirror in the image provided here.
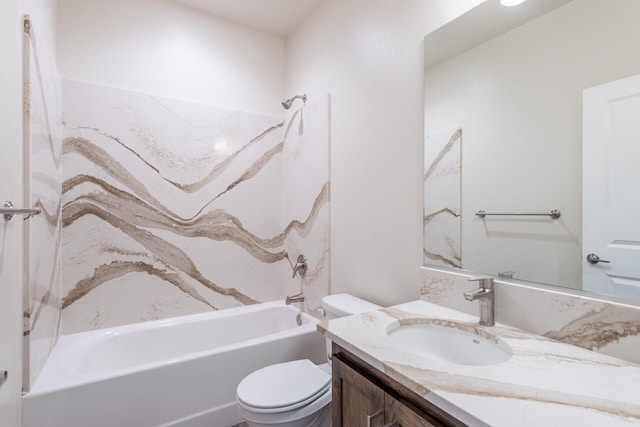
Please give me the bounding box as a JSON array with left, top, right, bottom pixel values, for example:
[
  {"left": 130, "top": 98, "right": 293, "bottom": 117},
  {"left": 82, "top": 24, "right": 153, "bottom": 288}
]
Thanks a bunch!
[
  {"left": 475, "top": 210, "right": 561, "bottom": 220},
  {"left": 1, "top": 201, "right": 41, "bottom": 221}
]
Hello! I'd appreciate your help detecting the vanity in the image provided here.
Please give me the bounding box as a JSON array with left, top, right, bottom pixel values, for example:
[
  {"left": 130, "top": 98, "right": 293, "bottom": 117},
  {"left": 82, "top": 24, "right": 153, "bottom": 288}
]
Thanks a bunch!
[
  {"left": 320, "top": 300, "right": 640, "bottom": 426},
  {"left": 332, "top": 343, "right": 465, "bottom": 427}
]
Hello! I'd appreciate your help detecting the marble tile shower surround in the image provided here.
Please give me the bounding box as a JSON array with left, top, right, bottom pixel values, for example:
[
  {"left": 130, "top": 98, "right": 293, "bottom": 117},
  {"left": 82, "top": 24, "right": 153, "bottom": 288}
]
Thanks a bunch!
[
  {"left": 424, "top": 128, "right": 461, "bottom": 269},
  {"left": 282, "top": 94, "right": 331, "bottom": 312},
  {"left": 61, "top": 80, "right": 330, "bottom": 334},
  {"left": 420, "top": 267, "right": 640, "bottom": 364},
  {"left": 23, "top": 19, "right": 63, "bottom": 391}
]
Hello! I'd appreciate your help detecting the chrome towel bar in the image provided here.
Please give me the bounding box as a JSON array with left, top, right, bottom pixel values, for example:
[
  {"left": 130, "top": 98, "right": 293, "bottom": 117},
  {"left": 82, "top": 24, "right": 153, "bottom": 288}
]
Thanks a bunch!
[
  {"left": 475, "top": 209, "right": 561, "bottom": 219},
  {"left": 1, "top": 201, "right": 41, "bottom": 221}
]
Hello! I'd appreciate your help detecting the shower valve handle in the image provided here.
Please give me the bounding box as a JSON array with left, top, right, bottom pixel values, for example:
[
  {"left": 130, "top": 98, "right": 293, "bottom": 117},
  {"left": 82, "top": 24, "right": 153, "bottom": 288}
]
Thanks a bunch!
[{"left": 292, "top": 255, "right": 308, "bottom": 278}]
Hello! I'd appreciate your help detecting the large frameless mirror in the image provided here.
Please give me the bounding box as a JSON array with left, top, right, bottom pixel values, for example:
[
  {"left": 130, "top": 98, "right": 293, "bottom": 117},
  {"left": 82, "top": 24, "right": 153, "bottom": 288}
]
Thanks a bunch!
[{"left": 423, "top": 0, "right": 640, "bottom": 303}]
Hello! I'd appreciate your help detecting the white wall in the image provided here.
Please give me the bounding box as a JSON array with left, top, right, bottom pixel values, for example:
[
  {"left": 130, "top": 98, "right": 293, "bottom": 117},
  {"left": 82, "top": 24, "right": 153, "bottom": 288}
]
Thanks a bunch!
[
  {"left": 57, "top": 0, "right": 286, "bottom": 117},
  {"left": 285, "top": 0, "right": 482, "bottom": 306},
  {"left": 0, "top": 0, "right": 25, "bottom": 424}
]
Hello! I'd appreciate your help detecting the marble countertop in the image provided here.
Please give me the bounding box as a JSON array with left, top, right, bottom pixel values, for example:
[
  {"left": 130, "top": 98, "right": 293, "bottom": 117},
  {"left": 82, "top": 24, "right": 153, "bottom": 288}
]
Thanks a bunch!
[{"left": 318, "top": 300, "right": 640, "bottom": 427}]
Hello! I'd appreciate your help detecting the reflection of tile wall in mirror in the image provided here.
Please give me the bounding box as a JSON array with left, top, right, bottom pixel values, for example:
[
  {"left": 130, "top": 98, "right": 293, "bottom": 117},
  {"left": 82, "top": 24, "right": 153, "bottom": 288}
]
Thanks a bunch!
[{"left": 424, "top": 128, "right": 461, "bottom": 268}]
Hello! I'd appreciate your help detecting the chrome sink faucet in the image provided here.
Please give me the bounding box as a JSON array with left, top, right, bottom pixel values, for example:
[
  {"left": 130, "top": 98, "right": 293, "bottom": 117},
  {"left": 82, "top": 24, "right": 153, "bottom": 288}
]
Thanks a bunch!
[{"left": 464, "top": 276, "right": 495, "bottom": 326}]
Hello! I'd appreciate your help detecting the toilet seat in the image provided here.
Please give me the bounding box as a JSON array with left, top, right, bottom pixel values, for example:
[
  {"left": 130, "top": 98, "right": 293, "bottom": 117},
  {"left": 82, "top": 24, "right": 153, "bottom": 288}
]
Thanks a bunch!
[
  {"left": 236, "top": 387, "right": 331, "bottom": 426},
  {"left": 236, "top": 360, "right": 330, "bottom": 413}
]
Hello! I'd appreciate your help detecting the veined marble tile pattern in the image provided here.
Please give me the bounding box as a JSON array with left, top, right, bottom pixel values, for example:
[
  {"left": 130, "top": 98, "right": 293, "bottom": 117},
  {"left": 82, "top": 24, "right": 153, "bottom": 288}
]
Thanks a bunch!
[
  {"left": 23, "top": 18, "right": 63, "bottom": 391},
  {"left": 61, "top": 81, "right": 330, "bottom": 334},
  {"left": 320, "top": 300, "right": 640, "bottom": 426},
  {"left": 424, "top": 128, "right": 461, "bottom": 268},
  {"left": 282, "top": 94, "right": 330, "bottom": 312},
  {"left": 420, "top": 267, "right": 640, "bottom": 365}
]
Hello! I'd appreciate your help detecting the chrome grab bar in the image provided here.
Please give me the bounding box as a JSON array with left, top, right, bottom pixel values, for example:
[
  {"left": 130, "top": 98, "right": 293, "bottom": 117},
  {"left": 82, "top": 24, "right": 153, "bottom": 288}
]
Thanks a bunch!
[
  {"left": 1, "top": 201, "right": 41, "bottom": 221},
  {"left": 475, "top": 209, "right": 561, "bottom": 219}
]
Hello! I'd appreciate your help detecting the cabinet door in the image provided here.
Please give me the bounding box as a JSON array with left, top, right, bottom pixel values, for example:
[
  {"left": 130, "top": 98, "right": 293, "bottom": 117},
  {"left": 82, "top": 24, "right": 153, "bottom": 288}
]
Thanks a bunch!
[
  {"left": 386, "top": 394, "right": 437, "bottom": 427},
  {"left": 332, "top": 356, "right": 386, "bottom": 427}
]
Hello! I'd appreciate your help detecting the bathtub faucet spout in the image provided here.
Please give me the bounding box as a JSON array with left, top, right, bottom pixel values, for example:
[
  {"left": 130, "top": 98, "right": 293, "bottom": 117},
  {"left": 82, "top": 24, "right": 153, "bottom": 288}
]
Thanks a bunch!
[{"left": 285, "top": 292, "right": 305, "bottom": 305}]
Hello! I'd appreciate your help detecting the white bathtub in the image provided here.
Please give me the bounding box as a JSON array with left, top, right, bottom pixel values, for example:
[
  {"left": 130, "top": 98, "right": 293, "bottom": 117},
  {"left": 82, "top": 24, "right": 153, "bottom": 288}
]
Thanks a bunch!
[{"left": 23, "top": 301, "right": 326, "bottom": 427}]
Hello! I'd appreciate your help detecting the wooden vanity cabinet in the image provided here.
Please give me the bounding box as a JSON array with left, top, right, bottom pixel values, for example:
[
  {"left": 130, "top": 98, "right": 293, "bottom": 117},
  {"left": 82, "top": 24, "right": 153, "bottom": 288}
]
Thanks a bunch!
[{"left": 332, "top": 344, "right": 466, "bottom": 427}]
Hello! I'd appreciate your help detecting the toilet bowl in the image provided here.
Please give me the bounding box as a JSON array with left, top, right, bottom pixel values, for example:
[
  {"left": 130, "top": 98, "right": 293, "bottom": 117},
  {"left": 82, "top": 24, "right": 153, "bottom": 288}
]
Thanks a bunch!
[{"left": 235, "top": 294, "right": 381, "bottom": 427}]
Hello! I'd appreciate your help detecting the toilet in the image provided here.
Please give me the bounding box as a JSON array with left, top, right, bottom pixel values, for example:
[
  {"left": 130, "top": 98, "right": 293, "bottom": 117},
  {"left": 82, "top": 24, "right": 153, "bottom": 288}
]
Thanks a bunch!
[{"left": 235, "top": 294, "right": 381, "bottom": 427}]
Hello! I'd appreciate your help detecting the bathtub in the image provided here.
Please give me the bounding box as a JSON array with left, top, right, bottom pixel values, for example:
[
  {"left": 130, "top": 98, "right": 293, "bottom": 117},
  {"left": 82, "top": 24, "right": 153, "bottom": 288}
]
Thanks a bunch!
[{"left": 23, "top": 301, "right": 326, "bottom": 427}]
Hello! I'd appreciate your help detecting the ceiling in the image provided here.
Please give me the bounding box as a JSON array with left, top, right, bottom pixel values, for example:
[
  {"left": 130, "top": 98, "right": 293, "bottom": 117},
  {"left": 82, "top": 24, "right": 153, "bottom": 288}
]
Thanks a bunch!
[{"left": 172, "top": 0, "right": 323, "bottom": 38}]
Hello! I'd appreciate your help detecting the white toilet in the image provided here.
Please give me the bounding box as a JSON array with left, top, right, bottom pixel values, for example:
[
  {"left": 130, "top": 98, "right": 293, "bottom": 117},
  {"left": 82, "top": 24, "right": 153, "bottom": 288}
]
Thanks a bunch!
[{"left": 235, "top": 294, "right": 381, "bottom": 427}]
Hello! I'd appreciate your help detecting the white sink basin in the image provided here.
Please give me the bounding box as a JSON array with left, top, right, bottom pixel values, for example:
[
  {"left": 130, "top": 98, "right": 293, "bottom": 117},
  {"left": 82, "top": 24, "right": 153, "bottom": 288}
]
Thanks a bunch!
[{"left": 387, "top": 322, "right": 512, "bottom": 366}]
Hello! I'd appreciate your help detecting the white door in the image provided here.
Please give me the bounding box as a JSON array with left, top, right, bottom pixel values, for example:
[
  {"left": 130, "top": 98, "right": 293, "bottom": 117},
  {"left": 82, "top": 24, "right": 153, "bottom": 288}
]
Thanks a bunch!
[
  {"left": 583, "top": 73, "right": 640, "bottom": 300},
  {"left": 0, "top": 1, "right": 25, "bottom": 426}
]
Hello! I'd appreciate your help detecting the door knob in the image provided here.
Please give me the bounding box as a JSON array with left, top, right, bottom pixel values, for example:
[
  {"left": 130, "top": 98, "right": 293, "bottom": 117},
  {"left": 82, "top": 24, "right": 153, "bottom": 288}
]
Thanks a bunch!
[{"left": 586, "top": 253, "right": 610, "bottom": 264}]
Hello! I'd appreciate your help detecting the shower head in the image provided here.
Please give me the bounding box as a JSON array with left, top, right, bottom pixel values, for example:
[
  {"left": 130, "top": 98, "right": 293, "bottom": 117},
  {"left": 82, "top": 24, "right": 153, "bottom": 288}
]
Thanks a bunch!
[{"left": 281, "top": 94, "right": 307, "bottom": 110}]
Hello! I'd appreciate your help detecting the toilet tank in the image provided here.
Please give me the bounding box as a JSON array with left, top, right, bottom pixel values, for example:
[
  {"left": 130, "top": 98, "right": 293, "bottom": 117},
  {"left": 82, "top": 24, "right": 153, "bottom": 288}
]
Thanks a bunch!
[
  {"left": 321, "top": 294, "right": 381, "bottom": 362},
  {"left": 321, "top": 293, "right": 381, "bottom": 320}
]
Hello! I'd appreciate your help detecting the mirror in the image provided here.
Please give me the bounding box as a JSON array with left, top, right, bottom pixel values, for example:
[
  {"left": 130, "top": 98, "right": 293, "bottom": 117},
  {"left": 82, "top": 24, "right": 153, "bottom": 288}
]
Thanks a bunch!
[{"left": 423, "top": 0, "right": 640, "bottom": 301}]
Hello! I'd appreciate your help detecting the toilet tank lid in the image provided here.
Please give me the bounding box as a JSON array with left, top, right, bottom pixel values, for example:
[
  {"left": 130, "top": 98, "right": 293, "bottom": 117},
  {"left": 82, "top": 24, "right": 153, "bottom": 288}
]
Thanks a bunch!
[{"left": 321, "top": 293, "right": 381, "bottom": 317}]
